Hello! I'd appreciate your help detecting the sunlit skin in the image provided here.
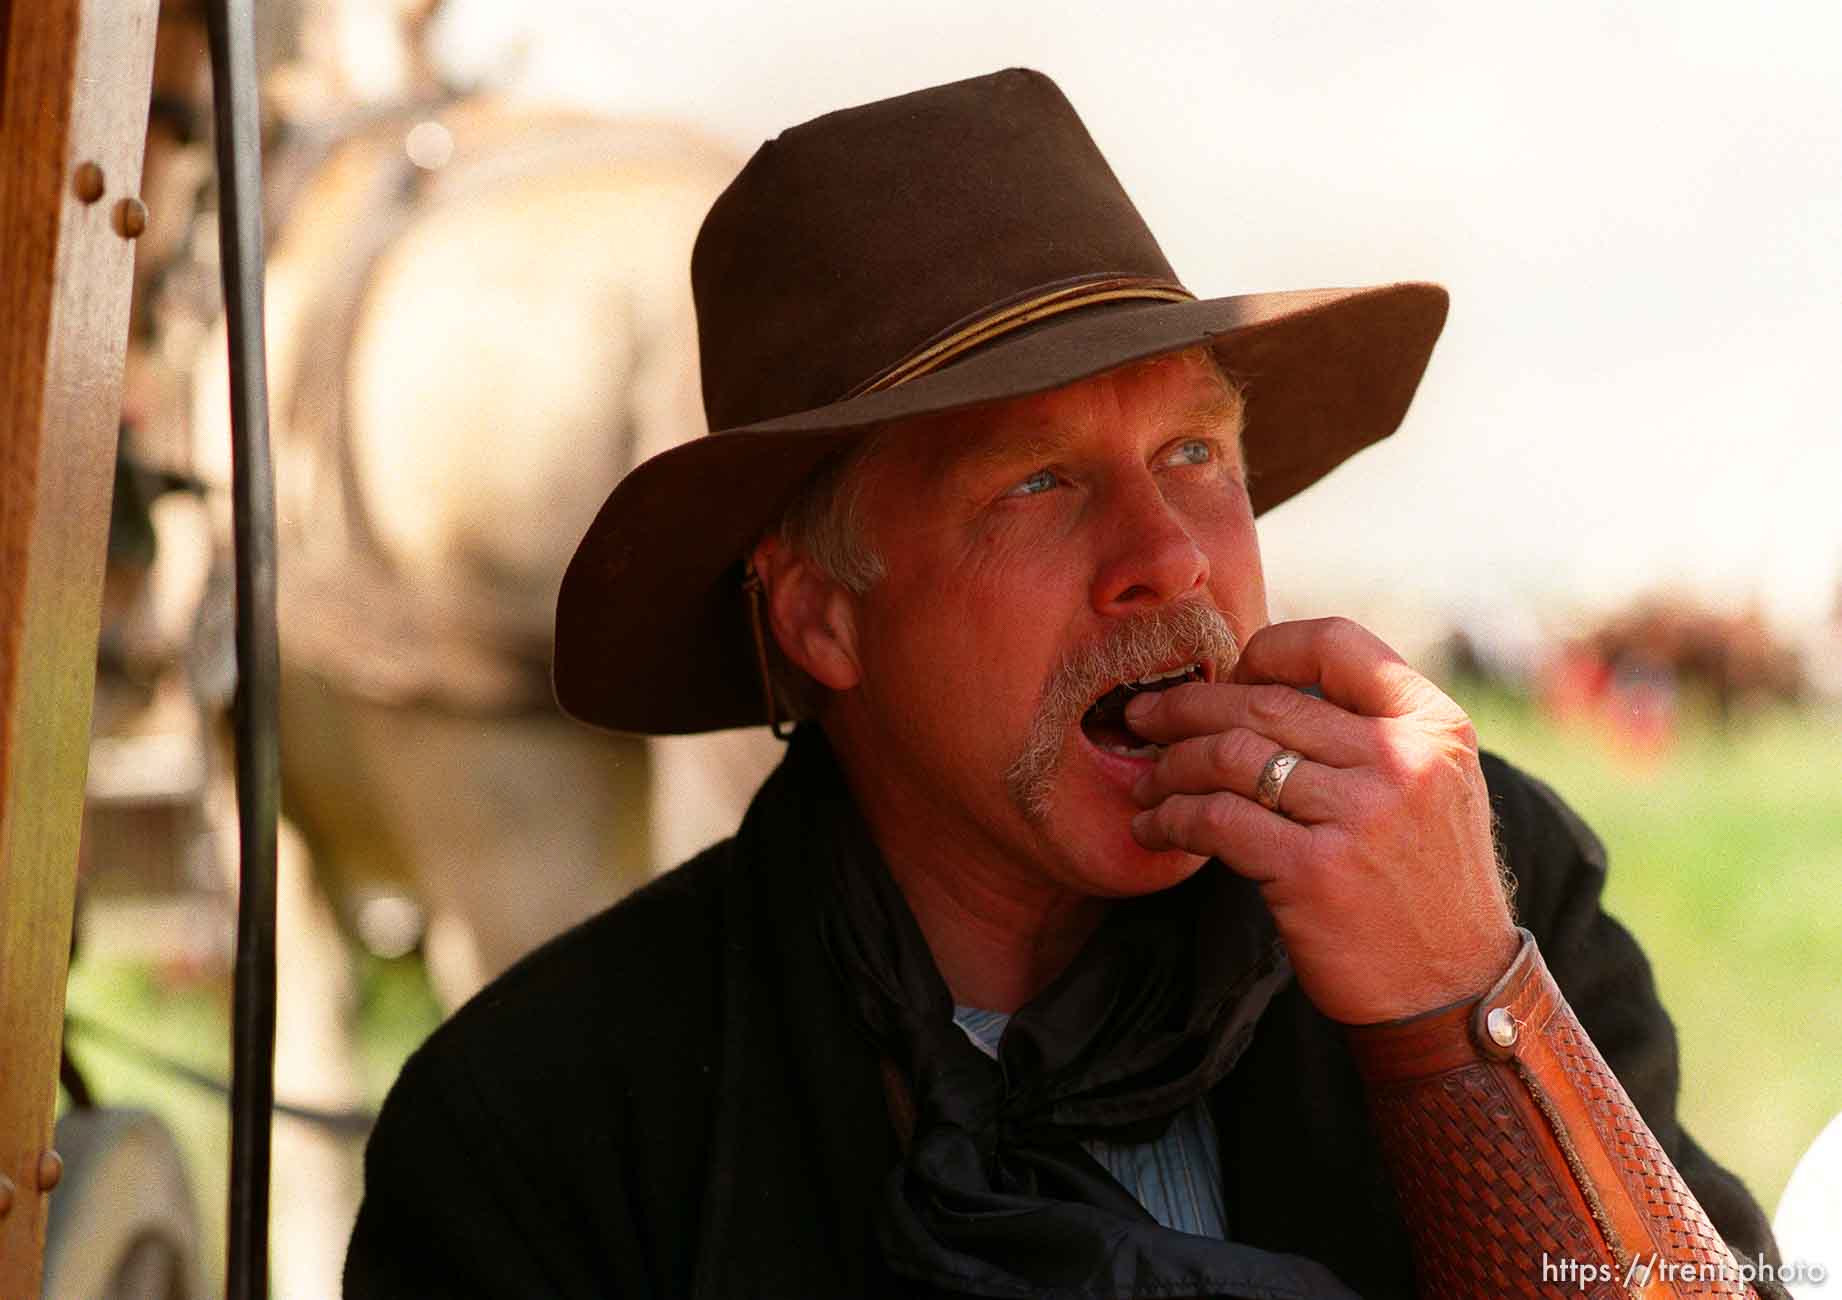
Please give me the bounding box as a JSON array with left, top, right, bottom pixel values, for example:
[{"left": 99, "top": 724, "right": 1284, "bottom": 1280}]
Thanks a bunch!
[{"left": 754, "top": 350, "right": 1517, "bottom": 1019}]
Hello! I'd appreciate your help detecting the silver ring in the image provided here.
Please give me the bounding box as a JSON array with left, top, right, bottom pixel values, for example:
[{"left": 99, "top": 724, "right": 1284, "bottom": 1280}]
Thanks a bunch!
[{"left": 1255, "top": 749, "right": 1304, "bottom": 816}]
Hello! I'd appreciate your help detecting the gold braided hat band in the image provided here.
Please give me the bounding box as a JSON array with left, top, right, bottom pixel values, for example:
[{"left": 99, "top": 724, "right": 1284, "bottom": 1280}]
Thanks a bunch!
[{"left": 843, "top": 275, "right": 1196, "bottom": 399}]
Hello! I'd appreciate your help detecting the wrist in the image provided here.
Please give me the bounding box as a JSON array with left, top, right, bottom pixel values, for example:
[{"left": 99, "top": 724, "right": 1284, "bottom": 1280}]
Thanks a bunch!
[
  {"left": 1335, "top": 923, "right": 1524, "bottom": 1034},
  {"left": 1343, "top": 927, "right": 1536, "bottom": 1079}
]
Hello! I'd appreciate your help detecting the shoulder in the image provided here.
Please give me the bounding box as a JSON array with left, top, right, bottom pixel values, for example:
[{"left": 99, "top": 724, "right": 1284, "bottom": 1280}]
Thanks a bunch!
[
  {"left": 368, "top": 837, "right": 742, "bottom": 1193},
  {"left": 1478, "top": 749, "right": 1607, "bottom": 877},
  {"left": 348, "top": 841, "right": 743, "bottom": 1295},
  {"left": 414, "top": 837, "right": 738, "bottom": 1101},
  {"left": 449, "top": 836, "right": 737, "bottom": 1024}
]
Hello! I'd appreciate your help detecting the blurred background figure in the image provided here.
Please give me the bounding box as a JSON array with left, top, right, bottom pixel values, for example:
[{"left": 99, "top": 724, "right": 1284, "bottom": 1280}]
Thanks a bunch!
[{"left": 1528, "top": 596, "right": 1810, "bottom": 767}]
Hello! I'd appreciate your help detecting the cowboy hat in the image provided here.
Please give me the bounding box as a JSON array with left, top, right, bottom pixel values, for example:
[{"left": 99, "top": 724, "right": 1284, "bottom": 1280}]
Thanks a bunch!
[{"left": 554, "top": 68, "right": 1448, "bottom": 735}]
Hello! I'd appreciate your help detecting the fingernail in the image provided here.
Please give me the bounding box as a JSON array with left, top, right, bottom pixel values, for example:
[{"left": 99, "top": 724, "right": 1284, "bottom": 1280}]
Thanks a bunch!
[
  {"left": 1125, "top": 693, "right": 1156, "bottom": 721},
  {"left": 1131, "top": 773, "right": 1150, "bottom": 804},
  {"left": 1131, "top": 810, "right": 1153, "bottom": 839}
]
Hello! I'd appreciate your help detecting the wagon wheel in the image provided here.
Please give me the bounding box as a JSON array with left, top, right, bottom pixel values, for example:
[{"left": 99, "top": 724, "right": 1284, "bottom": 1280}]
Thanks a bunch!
[{"left": 42, "top": 1108, "right": 201, "bottom": 1300}]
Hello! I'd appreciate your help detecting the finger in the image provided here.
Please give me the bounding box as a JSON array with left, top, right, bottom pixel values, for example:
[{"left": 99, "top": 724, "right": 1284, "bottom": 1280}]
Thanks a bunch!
[
  {"left": 1123, "top": 679, "right": 1378, "bottom": 767},
  {"left": 1132, "top": 728, "right": 1347, "bottom": 825},
  {"left": 1229, "top": 618, "right": 1442, "bottom": 720},
  {"left": 1131, "top": 790, "right": 1309, "bottom": 882}
]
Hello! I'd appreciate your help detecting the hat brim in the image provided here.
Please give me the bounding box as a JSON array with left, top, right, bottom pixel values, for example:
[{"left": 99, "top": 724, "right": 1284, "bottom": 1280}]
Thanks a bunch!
[{"left": 555, "top": 280, "right": 1448, "bottom": 735}]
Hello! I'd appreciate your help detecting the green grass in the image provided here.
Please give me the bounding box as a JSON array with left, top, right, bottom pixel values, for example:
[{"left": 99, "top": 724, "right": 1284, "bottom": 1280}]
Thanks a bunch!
[{"left": 1456, "top": 683, "right": 1842, "bottom": 1213}]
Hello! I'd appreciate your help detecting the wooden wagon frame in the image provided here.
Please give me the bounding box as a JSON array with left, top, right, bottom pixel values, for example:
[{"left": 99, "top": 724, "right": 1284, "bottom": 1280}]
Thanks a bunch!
[{"left": 3, "top": 1, "right": 279, "bottom": 1294}]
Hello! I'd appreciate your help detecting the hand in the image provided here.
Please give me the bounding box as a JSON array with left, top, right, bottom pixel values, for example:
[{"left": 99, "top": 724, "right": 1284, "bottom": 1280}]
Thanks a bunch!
[{"left": 1125, "top": 617, "right": 1518, "bottom": 1024}]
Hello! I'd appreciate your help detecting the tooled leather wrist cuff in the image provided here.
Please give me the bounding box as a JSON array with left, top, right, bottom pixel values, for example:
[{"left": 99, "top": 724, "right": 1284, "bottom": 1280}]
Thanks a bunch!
[{"left": 1345, "top": 929, "right": 1765, "bottom": 1299}]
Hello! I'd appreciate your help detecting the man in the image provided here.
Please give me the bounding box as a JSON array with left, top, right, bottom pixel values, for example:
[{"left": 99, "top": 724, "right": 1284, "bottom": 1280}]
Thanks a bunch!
[{"left": 347, "top": 70, "right": 1783, "bottom": 1298}]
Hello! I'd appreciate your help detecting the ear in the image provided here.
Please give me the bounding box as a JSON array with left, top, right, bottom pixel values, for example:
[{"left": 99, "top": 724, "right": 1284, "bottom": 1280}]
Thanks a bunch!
[{"left": 750, "top": 535, "right": 862, "bottom": 692}]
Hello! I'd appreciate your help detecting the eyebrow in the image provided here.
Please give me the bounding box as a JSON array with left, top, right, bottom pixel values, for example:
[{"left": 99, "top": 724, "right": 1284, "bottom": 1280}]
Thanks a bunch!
[
  {"left": 958, "top": 425, "right": 1076, "bottom": 475},
  {"left": 1175, "top": 388, "right": 1248, "bottom": 446},
  {"left": 955, "top": 387, "right": 1247, "bottom": 477}
]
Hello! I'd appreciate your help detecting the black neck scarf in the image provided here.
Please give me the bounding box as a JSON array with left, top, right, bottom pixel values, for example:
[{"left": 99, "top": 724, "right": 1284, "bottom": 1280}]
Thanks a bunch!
[{"left": 759, "top": 728, "right": 1363, "bottom": 1299}]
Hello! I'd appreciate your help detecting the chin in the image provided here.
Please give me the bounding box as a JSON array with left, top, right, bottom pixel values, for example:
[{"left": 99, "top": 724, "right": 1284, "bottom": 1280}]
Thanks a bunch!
[
  {"left": 1009, "top": 731, "right": 1203, "bottom": 897},
  {"left": 1043, "top": 813, "right": 1209, "bottom": 900}
]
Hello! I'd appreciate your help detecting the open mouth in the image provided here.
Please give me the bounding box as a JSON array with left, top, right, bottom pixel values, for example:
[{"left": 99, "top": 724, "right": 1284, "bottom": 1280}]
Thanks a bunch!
[{"left": 1078, "top": 661, "right": 1207, "bottom": 757}]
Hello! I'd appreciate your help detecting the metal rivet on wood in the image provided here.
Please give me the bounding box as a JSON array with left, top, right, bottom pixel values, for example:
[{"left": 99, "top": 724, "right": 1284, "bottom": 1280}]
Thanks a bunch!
[
  {"left": 36, "top": 1150, "right": 63, "bottom": 1192},
  {"left": 73, "top": 161, "right": 106, "bottom": 203},
  {"left": 112, "top": 195, "right": 148, "bottom": 238}
]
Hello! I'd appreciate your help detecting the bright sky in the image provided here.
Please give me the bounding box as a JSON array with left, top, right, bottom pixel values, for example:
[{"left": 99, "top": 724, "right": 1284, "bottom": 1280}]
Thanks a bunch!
[{"left": 431, "top": 0, "right": 1842, "bottom": 635}]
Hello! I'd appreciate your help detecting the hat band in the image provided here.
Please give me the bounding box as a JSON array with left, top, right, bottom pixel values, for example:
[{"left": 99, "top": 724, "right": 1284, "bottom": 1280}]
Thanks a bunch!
[{"left": 843, "top": 274, "right": 1196, "bottom": 399}]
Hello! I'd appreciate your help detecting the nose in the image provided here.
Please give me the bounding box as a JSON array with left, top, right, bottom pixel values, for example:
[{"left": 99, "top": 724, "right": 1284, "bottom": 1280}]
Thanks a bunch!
[{"left": 1089, "top": 471, "right": 1210, "bottom": 615}]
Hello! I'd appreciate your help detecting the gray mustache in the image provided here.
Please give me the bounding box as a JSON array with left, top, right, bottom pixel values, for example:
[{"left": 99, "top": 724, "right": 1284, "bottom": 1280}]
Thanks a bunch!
[{"left": 1005, "top": 601, "right": 1240, "bottom": 823}]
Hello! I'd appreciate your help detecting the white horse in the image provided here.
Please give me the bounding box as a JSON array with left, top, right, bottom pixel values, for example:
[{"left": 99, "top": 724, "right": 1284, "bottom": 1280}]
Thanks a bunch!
[{"left": 196, "top": 101, "right": 778, "bottom": 990}]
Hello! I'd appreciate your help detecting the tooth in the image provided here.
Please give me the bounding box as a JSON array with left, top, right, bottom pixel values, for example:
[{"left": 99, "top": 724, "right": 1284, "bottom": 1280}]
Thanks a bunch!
[{"left": 1131, "top": 662, "right": 1200, "bottom": 687}]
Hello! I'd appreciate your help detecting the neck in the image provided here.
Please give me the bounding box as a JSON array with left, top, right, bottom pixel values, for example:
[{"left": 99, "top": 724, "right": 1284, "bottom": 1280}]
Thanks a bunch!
[
  {"left": 882, "top": 850, "right": 1108, "bottom": 1013},
  {"left": 823, "top": 719, "right": 1108, "bottom": 1013}
]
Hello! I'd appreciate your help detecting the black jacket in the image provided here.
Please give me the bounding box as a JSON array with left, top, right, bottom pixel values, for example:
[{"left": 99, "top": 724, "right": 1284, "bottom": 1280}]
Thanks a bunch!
[{"left": 345, "top": 752, "right": 1779, "bottom": 1297}]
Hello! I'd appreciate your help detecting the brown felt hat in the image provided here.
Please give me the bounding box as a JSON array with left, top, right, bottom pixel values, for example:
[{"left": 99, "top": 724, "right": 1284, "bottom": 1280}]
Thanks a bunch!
[{"left": 554, "top": 68, "right": 1448, "bottom": 736}]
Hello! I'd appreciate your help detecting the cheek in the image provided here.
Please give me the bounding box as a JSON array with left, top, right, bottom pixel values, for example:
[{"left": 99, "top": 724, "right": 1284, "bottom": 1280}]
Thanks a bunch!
[
  {"left": 1191, "top": 493, "right": 1267, "bottom": 626},
  {"left": 952, "top": 518, "right": 1095, "bottom": 638},
  {"left": 862, "top": 537, "right": 1074, "bottom": 735}
]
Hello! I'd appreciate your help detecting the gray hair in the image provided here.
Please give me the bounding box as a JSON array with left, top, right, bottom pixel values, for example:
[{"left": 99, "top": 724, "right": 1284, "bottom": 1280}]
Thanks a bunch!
[
  {"left": 776, "top": 434, "right": 889, "bottom": 596},
  {"left": 755, "top": 432, "right": 889, "bottom": 721}
]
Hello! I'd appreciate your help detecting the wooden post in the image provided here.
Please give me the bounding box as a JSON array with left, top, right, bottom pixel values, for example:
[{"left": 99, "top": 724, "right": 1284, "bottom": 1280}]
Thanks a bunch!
[{"left": 0, "top": 0, "right": 159, "bottom": 1290}]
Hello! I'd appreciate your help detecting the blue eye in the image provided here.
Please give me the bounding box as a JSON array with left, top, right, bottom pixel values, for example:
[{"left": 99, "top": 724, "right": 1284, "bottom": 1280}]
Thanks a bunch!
[
  {"left": 1006, "top": 469, "right": 1058, "bottom": 497},
  {"left": 1166, "top": 439, "right": 1213, "bottom": 466}
]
